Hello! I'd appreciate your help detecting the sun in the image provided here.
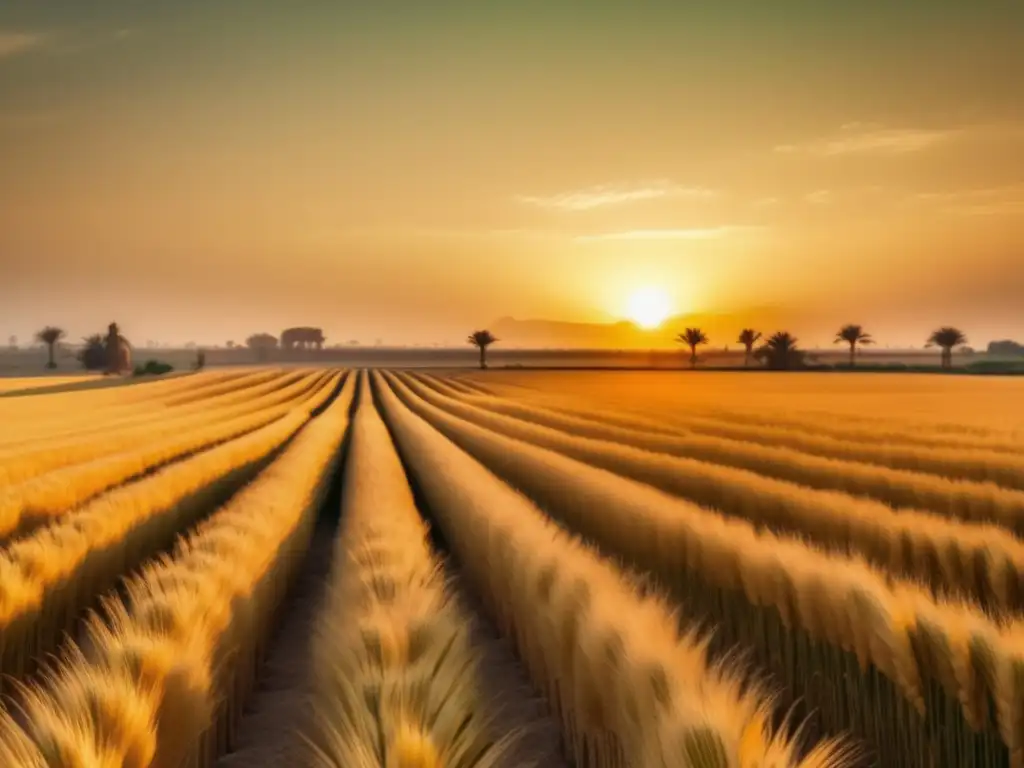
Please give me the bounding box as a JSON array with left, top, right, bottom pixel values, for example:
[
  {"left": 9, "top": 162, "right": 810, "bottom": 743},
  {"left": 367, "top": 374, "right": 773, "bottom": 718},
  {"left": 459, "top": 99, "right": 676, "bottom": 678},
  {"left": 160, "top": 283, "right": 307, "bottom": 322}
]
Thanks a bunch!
[{"left": 626, "top": 286, "right": 673, "bottom": 329}]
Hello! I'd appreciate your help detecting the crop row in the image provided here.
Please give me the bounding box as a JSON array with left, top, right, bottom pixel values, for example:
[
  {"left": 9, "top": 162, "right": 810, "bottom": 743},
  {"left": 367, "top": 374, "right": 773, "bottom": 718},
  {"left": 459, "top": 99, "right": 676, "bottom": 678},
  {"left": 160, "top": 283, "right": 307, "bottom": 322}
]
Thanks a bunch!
[
  {"left": 415, "top": 372, "right": 1024, "bottom": 532},
  {"left": 0, "top": 371, "right": 339, "bottom": 543},
  {"left": 0, "top": 369, "right": 320, "bottom": 486},
  {"left": 0, "top": 369, "right": 352, "bottom": 766},
  {"left": 0, "top": 371, "right": 344, "bottom": 690},
  {"left": 398, "top": 372, "right": 1024, "bottom": 612},
  {"left": 307, "top": 375, "right": 510, "bottom": 766},
  {"left": 0, "top": 368, "right": 251, "bottom": 436},
  {"left": 374, "top": 371, "right": 848, "bottom": 767},
  {"left": 395, "top": 371, "right": 1023, "bottom": 766},
  {"left": 0, "top": 369, "right": 290, "bottom": 450}
]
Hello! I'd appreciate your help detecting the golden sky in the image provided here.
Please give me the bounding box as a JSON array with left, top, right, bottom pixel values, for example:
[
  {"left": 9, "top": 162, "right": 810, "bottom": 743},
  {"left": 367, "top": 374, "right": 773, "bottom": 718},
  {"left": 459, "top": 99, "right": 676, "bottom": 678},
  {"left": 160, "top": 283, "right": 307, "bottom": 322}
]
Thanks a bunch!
[{"left": 1, "top": 2, "right": 1023, "bottom": 347}]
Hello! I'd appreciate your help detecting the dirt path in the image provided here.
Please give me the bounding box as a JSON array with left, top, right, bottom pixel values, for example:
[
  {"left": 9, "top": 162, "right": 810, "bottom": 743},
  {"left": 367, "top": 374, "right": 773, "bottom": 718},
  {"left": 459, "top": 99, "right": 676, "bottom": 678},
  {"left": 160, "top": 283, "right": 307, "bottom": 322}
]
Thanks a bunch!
[
  {"left": 217, "top": 520, "right": 336, "bottom": 767},
  {"left": 217, "top": 532, "right": 569, "bottom": 767},
  {"left": 452, "top": 570, "right": 571, "bottom": 768}
]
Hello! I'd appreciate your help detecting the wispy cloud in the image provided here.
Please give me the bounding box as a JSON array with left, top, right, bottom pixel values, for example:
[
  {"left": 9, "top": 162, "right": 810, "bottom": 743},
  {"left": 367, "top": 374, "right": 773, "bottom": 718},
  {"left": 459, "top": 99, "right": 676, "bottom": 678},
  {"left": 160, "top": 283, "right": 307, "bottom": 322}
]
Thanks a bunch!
[
  {"left": 574, "top": 226, "right": 757, "bottom": 243},
  {"left": 914, "top": 184, "right": 1024, "bottom": 216},
  {"left": 515, "top": 180, "right": 718, "bottom": 212},
  {"left": 752, "top": 196, "right": 781, "bottom": 208},
  {"left": 804, "top": 190, "right": 832, "bottom": 205},
  {"left": 0, "top": 31, "right": 46, "bottom": 59},
  {"left": 776, "top": 122, "right": 955, "bottom": 157}
]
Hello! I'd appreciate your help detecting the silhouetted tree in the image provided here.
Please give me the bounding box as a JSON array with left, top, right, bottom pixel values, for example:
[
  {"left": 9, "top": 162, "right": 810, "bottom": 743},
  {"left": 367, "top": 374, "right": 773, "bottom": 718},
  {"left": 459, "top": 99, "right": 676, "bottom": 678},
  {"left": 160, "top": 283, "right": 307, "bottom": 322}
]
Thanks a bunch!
[
  {"left": 195, "top": 349, "right": 206, "bottom": 371},
  {"left": 7, "top": 335, "right": 16, "bottom": 350},
  {"left": 737, "top": 329, "right": 762, "bottom": 368},
  {"left": 676, "top": 328, "right": 709, "bottom": 369},
  {"left": 467, "top": 330, "right": 498, "bottom": 369},
  {"left": 927, "top": 327, "right": 967, "bottom": 370},
  {"left": 835, "top": 324, "right": 874, "bottom": 367},
  {"left": 77, "top": 334, "right": 107, "bottom": 371},
  {"left": 246, "top": 333, "right": 278, "bottom": 362},
  {"left": 35, "top": 326, "right": 65, "bottom": 369},
  {"left": 755, "top": 331, "right": 806, "bottom": 370}
]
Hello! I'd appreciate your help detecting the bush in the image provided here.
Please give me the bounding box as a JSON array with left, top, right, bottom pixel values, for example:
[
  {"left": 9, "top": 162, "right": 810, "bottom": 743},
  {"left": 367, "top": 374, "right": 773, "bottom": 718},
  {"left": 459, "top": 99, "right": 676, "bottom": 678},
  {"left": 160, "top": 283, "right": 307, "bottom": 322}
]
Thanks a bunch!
[
  {"left": 77, "top": 335, "right": 107, "bottom": 371},
  {"left": 133, "top": 360, "right": 174, "bottom": 377}
]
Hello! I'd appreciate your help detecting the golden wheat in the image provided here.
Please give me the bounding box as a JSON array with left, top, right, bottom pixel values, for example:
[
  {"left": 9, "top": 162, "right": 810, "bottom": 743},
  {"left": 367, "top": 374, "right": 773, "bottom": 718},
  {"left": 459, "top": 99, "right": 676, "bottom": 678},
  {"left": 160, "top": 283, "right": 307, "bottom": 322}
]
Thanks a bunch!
[
  {"left": 0, "top": 373, "right": 345, "bottom": 687},
  {"left": 396, "top": 373, "right": 1024, "bottom": 611},
  {"left": 0, "top": 369, "right": 258, "bottom": 446},
  {"left": 408, "top": 372, "right": 1024, "bottom": 531},
  {"left": 374, "top": 370, "right": 849, "bottom": 768},
  {"left": 0, "top": 372, "right": 353, "bottom": 767},
  {"left": 393, "top": 372, "right": 1020, "bottom": 765},
  {"left": 0, "top": 369, "right": 292, "bottom": 450},
  {"left": 1, "top": 369, "right": 306, "bottom": 457},
  {"left": 0, "top": 372, "right": 340, "bottom": 542},
  {"left": 0, "top": 369, "right": 326, "bottom": 487},
  {"left": 307, "top": 374, "right": 513, "bottom": 767}
]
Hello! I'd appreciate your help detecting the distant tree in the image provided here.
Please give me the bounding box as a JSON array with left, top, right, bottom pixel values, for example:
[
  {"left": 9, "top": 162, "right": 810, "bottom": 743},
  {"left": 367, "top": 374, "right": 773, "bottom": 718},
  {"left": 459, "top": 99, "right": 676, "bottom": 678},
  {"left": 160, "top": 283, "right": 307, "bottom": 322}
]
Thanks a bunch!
[
  {"left": 927, "top": 327, "right": 967, "bottom": 369},
  {"left": 737, "top": 329, "right": 762, "bottom": 368},
  {"left": 77, "top": 334, "right": 107, "bottom": 371},
  {"left": 467, "top": 330, "right": 498, "bottom": 370},
  {"left": 834, "top": 324, "right": 874, "bottom": 367},
  {"left": 35, "top": 326, "right": 65, "bottom": 369},
  {"left": 755, "top": 331, "right": 806, "bottom": 370},
  {"left": 226, "top": 340, "right": 236, "bottom": 349},
  {"left": 676, "top": 327, "right": 709, "bottom": 369},
  {"left": 7, "top": 335, "right": 16, "bottom": 350},
  {"left": 246, "top": 333, "right": 278, "bottom": 362},
  {"left": 195, "top": 349, "right": 207, "bottom": 371}
]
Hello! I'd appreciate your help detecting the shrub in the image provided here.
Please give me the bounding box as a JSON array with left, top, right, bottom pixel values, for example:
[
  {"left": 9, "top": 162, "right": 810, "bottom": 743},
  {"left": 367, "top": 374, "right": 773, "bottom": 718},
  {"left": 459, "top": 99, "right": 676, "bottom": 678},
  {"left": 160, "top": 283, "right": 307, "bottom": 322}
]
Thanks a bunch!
[
  {"left": 134, "top": 360, "right": 174, "bottom": 377},
  {"left": 77, "top": 335, "right": 106, "bottom": 371}
]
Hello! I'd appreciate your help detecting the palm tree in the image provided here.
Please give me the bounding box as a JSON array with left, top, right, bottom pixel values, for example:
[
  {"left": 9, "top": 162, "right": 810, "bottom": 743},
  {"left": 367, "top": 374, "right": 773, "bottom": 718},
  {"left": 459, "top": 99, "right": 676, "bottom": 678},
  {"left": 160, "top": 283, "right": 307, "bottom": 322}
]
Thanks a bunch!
[
  {"left": 926, "top": 327, "right": 967, "bottom": 370},
  {"left": 676, "top": 328, "right": 709, "bottom": 369},
  {"left": 834, "top": 324, "right": 874, "bottom": 367},
  {"left": 737, "top": 329, "right": 762, "bottom": 367},
  {"left": 35, "top": 326, "right": 65, "bottom": 370},
  {"left": 755, "top": 331, "right": 805, "bottom": 370},
  {"left": 467, "top": 330, "right": 498, "bottom": 370}
]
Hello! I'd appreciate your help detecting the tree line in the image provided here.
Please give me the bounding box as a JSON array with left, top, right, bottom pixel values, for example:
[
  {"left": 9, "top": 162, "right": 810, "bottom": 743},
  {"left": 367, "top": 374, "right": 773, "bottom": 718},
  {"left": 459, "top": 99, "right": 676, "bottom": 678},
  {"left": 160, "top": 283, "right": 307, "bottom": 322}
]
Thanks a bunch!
[
  {"left": 467, "top": 326, "right": 972, "bottom": 370},
  {"left": 25, "top": 324, "right": 974, "bottom": 373}
]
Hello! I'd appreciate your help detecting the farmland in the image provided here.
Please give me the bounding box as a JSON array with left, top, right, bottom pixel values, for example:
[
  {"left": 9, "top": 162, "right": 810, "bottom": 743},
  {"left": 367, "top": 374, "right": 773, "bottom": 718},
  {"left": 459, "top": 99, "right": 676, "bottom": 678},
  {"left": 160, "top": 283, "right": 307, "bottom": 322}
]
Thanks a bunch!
[{"left": 1, "top": 368, "right": 1023, "bottom": 766}]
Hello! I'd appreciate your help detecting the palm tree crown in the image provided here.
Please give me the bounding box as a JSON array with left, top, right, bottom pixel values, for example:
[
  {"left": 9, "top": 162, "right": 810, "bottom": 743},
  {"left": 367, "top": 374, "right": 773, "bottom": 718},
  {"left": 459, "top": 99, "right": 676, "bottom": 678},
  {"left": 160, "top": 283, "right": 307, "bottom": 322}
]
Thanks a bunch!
[
  {"left": 834, "top": 324, "right": 874, "bottom": 367},
  {"left": 467, "top": 329, "right": 498, "bottom": 369},
  {"left": 675, "top": 327, "right": 709, "bottom": 368},
  {"left": 755, "top": 331, "right": 805, "bottom": 370},
  {"left": 927, "top": 327, "right": 967, "bottom": 369},
  {"left": 737, "top": 329, "right": 761, "bottom": 367},
  {"left": 36, "top": 326, "right": 65, "bottom": 346},
  {"left": 35, "top": 326, "right": 65, "bottom": 369}
]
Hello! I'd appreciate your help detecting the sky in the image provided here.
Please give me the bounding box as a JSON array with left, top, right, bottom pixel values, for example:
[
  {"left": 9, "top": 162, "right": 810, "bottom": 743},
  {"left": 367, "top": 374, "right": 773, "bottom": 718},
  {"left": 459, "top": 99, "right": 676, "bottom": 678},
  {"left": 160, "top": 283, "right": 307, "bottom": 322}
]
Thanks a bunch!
[{"left": 1, "top": 0, "right": 1023, "bottom": 348}]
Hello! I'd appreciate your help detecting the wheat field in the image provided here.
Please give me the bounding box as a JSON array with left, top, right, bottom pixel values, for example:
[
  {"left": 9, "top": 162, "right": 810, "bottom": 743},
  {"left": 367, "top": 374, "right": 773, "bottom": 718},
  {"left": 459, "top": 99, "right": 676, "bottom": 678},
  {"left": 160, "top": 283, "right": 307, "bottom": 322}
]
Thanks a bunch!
[{"left": 1, "top": 367, "right": 1022, "bottom": 767}]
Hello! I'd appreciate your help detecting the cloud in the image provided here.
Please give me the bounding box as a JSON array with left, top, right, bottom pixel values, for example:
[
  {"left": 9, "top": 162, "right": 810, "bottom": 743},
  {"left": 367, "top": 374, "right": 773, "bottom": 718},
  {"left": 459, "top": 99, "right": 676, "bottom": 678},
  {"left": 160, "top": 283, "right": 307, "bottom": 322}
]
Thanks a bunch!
[
  {"left": 776, "top": 122, "right": 954, "bottom": 157},
  {"left": 804, "top": 190, "right": 832, "bottom": 205},
  {"left": 574, "top": 226, "right": 758, "bottom": 242},
  {"left": 0, "top": 31, "right": 46, "bottom": 59},
  {"left": 515, "top": 180, "right": 718, "bottom": 212},
  {"left": 914, "top": 184, "right": 1024, "bottom": 216},
  {"left": 752, "top": 196, "right": 781, "bottom": 208}
]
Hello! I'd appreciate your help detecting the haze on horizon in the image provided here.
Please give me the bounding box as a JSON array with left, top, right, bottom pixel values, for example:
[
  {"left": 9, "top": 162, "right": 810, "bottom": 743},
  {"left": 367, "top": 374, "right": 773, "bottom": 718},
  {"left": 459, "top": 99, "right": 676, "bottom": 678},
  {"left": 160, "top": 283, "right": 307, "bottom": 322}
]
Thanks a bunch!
[{"left": 1, "top": 1, "right": 1023, "bottom": 349}]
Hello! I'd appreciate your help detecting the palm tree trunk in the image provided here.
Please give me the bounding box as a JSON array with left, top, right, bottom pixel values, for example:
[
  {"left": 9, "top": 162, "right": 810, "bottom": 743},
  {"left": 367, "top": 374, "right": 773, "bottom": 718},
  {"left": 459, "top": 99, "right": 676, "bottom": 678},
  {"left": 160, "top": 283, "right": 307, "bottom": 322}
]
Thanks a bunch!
[
  {"left": 690, "top": 346, "right": 697, "bottom": 369},
  {"left": 744, "top": 348, "right": 751, "bottom": 368},
  {"left": 46, "top": 342, "right": 55, "bottom": 369},
  {"left": 479, "top": 346, "right": 486, "bottom": 370},
  {"left": 849, "top": 342, "right": 856, "bottom": 368}
]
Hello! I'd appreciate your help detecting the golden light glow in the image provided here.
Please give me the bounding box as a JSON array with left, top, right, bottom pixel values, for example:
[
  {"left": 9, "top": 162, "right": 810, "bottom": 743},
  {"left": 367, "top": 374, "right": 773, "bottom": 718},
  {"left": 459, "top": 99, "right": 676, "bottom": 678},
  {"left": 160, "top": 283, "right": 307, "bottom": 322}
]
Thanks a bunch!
[{"left": 626, "top": 286, "right": 673, "bottom": 329}]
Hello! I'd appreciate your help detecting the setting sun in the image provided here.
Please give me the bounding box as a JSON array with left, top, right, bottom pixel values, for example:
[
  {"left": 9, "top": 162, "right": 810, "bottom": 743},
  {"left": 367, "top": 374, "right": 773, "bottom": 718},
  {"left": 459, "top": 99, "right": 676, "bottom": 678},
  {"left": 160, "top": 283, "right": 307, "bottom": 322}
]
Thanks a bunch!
[{"left": 626, "top": 287, "right": 673, "bottom": 329}]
